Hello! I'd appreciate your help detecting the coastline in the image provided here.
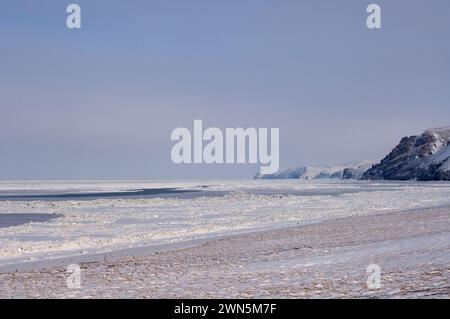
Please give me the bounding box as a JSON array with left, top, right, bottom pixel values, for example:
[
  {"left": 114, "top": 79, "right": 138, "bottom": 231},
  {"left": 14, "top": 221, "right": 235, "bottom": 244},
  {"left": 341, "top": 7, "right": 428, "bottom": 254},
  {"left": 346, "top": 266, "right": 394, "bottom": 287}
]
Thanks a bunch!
[{"left": 1, "top": 204, "right": 449, "bottom": 298}]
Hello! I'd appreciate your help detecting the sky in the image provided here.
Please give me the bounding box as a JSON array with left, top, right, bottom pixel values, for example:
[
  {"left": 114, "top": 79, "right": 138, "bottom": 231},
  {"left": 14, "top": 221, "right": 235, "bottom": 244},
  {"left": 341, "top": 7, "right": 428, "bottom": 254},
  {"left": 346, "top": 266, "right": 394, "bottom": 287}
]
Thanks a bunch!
[{"left": 1, "top": 0, "right": 450, "bottom": 180}]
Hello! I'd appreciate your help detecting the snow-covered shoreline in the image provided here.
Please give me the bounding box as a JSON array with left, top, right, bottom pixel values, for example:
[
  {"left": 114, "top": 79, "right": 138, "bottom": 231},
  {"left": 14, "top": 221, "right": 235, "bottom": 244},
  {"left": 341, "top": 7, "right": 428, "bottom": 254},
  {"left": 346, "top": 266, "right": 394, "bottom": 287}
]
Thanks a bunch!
[
  {"left": 0, "top": 204, "right": 449, "bottom": 298},
  {"left": 1, "top": 180, "right": 450, "bottom": 269}
]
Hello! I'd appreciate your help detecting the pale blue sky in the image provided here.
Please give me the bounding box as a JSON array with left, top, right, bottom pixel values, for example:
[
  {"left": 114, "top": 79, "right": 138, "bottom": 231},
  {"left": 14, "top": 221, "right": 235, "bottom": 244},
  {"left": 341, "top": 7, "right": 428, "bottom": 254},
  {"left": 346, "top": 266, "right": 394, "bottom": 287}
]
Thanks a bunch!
[{"left": 1, "top": 0, "right": 450, "bottom": 179}]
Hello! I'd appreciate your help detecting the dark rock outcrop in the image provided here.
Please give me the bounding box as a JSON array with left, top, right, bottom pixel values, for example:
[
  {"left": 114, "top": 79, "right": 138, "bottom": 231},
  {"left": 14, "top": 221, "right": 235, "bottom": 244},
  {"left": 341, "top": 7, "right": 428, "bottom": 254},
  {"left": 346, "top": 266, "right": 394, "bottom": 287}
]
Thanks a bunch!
[{"left": 362, "top": 127, "right": 450, "bottom": 181}]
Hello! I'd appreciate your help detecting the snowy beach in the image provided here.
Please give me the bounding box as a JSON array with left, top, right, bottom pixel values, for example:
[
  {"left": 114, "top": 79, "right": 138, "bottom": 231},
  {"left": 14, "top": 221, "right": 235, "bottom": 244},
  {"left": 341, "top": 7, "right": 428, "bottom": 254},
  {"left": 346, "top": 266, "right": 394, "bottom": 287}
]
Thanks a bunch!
[{"left": 0, "top": 180, "right": 449, "bottom": 298}]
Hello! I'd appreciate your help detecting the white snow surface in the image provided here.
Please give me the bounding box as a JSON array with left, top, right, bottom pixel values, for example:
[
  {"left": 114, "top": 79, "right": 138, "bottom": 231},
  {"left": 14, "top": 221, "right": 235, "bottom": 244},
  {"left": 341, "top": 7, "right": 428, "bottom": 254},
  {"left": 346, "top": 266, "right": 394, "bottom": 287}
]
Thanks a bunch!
[
  {"left": 425, "top": 144, "right": 450, "bottom": 171},
  {"left": 1, "top": 180, "right": 450, "bottom": 267},
  {"left": 255, "top": 161, "right": 374, "bottom": 179},
  {"left": 300, "top": 161, "right": 374, "bottom": 179},
  {"left": 421, "top": 126, "right": 450, "bottom": 171},
  {"left": 425, "top": 126, "right": 450, "bottom": 141}
]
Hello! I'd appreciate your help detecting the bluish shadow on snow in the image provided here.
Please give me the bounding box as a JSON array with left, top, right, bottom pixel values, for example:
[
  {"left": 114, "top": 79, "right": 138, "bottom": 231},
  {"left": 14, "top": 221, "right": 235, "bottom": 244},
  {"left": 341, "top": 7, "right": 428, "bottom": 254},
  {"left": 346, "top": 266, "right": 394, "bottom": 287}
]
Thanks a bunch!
[
  {"left": 0, "top": 188, "right": 201, "bottom": 201},
  {"left": 0, "top": 213, "right": 63, "bottom": 228}
]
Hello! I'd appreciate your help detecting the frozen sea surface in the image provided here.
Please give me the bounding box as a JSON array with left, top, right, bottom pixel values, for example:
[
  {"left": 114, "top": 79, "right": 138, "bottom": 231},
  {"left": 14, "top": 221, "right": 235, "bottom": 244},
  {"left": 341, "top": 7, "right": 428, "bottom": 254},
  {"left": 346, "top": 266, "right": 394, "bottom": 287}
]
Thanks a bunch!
[
  {"left": 1, "top": 180, "right": 450, "bottom": 268},
  {"left": 1, "top": 206, "right": 448, "bottom": 298}
]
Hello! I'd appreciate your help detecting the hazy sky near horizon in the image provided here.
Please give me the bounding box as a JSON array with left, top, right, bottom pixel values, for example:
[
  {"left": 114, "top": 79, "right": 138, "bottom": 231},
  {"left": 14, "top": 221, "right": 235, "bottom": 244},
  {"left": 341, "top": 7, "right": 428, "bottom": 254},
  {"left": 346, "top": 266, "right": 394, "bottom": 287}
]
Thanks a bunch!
[{"left": 1, "top": 0, "right": 450, "bottom": 179}]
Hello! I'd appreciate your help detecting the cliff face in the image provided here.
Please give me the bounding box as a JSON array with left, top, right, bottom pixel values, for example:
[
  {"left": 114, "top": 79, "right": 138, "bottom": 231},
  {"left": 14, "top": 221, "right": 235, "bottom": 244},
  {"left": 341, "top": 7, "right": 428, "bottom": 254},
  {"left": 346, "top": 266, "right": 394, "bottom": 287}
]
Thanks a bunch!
[
  {"left": 255, "top": 127, "right": 450, "bottom": 182},
  {"left": 255, "top": 162, "right": 373, "bottom": 180},
  {"left": 362, "top": 127, "right": 450, "bottom": 181}
]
